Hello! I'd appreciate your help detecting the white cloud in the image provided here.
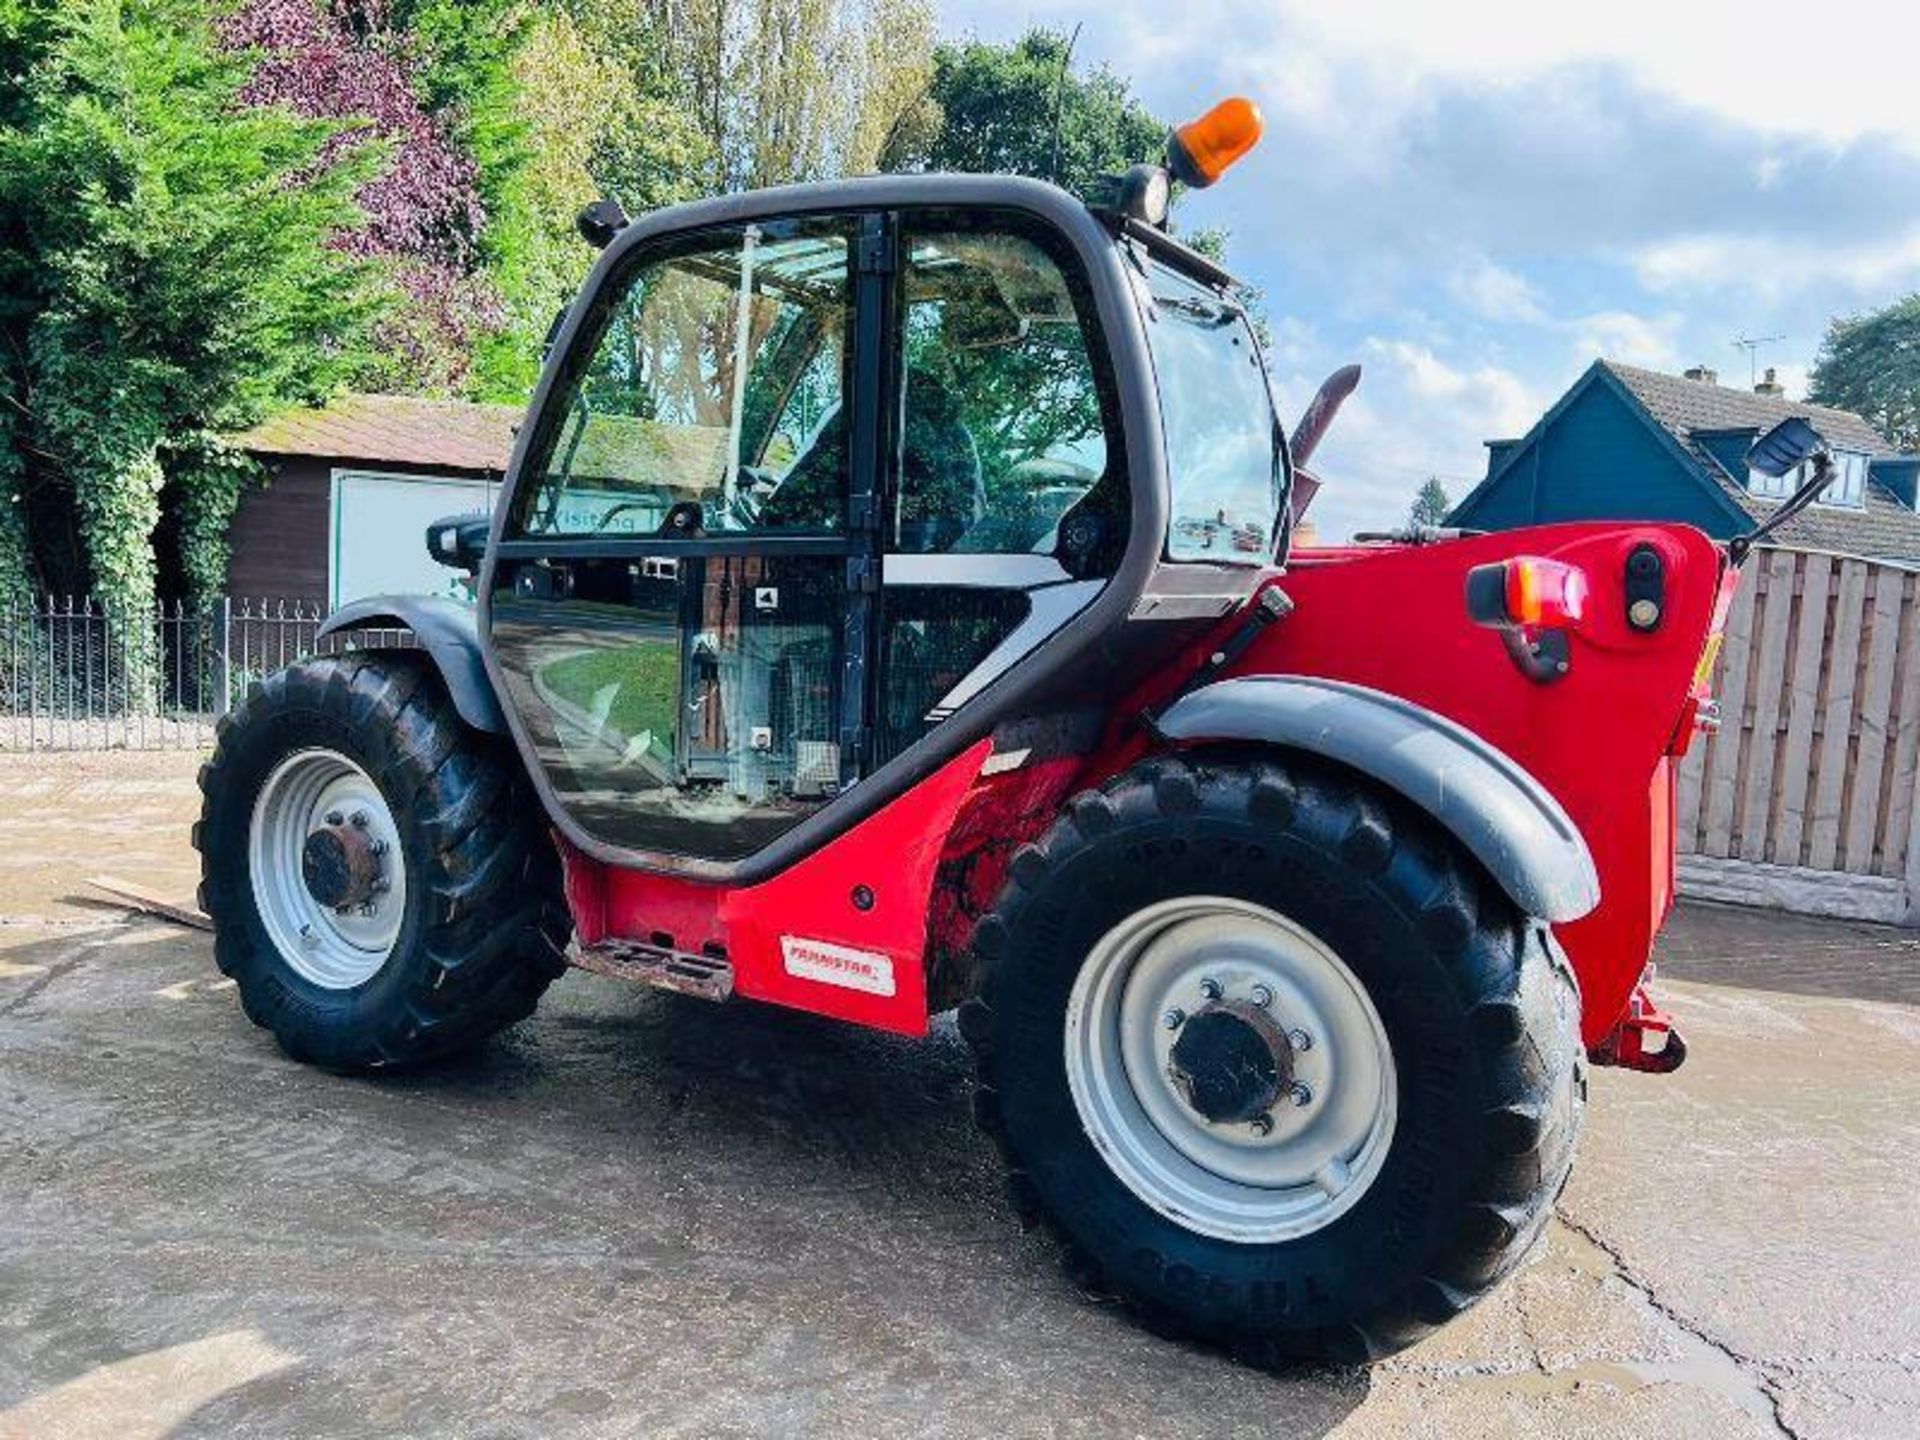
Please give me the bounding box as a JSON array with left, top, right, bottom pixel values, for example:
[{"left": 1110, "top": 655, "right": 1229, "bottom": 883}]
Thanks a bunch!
[
  {"left": 1633, "top": 228, "right": 1920, "bottom": 302},
  {"left": 1567, "top": 311, "right": 1682, "bottom": 370},
  {"left": 1449, "top": 258, "right": 1546, "bottom": 324},
  {"left": 1276, "top": 1, "right": 1920, "bottom": 152},
  {"left": 1285, "top": 339, "right": 1547, "bottom": 539}
]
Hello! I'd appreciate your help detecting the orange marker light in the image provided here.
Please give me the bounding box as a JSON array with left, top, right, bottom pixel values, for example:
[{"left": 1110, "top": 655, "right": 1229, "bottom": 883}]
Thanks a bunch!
[{"left": 1169, "top": 97, "right": 1265, "bottom": 189}]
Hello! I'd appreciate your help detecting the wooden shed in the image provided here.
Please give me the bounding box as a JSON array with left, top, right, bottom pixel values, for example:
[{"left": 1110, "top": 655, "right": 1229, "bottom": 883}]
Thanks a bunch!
[{"left": 230, "top": 393, "right": 519, "bottom": 607}]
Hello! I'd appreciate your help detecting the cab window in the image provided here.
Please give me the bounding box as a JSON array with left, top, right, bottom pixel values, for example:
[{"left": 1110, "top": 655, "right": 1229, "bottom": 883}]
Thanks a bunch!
[
  {"left": 1143, "top": 260, "right": 1281, "bottom": 560},
  {"left": 893, "top": 222, "right": 1120, "bottom": 557},
  {"left": 513, "top": 219, "right": 854, "bottom": 538}
]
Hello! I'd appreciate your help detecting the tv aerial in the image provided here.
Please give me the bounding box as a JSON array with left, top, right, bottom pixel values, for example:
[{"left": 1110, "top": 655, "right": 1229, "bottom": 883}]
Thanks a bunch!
[{"left": 1731, "top": 334, "right": 1786, "bottom": 387}]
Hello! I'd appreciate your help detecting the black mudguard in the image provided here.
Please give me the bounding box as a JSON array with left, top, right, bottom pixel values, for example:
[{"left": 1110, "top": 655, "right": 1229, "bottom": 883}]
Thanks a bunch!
[
  {"left": 316, "top": 596, "right": 505, "bottom": 734},
  {"left": 1154, "top": 674, "right": 1600, "bottom": 923}
]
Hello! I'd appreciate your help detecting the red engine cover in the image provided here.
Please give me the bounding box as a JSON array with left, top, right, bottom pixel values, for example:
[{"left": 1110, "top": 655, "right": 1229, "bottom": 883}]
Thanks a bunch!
[{"left": 1250, "top": 522, "right": 1726, "bottom": 1044}]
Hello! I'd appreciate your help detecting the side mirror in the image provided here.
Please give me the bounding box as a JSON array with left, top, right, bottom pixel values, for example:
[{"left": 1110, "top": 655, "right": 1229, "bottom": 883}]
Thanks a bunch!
[
  {"left": 426, "top": 512, "right": 492, "bottom": 574},
  {"left": 1731, "top": 417, "right": 1835, "bottom": 564},
  {"left": 1746, "top": 416, "right": 1828, "bottom": 478}
]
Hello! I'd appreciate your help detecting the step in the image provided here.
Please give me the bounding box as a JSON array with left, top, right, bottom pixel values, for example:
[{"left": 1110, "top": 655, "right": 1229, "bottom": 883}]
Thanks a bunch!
[{"left": 566, "top": 937, "right": 734, "bottom": 1002}]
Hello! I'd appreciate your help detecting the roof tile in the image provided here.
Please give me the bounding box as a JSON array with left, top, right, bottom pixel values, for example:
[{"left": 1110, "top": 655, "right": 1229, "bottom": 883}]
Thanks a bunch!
[
  {"left": 1602, "top": 362, "right": 1920, "bottom": 565},
  {"left": 236, "top": 393, "right": 521, "bottom": 473}
]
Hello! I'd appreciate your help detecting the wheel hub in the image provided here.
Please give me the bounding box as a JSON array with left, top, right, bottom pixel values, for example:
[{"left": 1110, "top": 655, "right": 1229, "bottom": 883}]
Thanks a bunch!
[
  {"left": 249, "top": 750, "right": 407, "bottom": 989},
  {"left": 1064, "top": 897, "right": 1397, "bottom": 1244},
  {"left": 1167, "top": 1000, "right": 1295, "bottom": 1124},
  {"left": 301, "top": 818, "right": 385, "bottom": 911}
]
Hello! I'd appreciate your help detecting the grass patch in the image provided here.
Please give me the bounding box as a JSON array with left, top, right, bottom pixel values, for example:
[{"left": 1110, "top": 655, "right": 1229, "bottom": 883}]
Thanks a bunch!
[{"left": 540, "top": 643, "right": 680, "bottom": 753}]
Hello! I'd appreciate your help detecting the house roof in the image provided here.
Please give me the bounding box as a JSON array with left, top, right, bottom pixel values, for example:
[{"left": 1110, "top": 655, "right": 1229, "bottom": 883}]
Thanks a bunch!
[
  {"left": 1603, "top": 362, "right": 1895, "bottom": 458},
  {"left": 1461, "top": 361, "right": 1920, "bottom": 565},
  {"left": 1601, "top": 362, "right": 1920, "bottom": 563},
  {"left": 237, "top": 393, "right": 521, "bottom": 473}
]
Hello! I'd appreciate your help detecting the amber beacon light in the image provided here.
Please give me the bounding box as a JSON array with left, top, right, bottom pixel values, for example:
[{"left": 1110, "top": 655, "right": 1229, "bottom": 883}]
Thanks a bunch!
[{"left": 1168, "top": 97, "right": 1265, "bottom": 188}]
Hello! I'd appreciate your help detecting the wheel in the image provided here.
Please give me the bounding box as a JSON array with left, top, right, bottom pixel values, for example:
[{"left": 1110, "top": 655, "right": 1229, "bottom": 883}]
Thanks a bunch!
[
  {"left": 960, "top": 753, "right": 1583, "bottom": 1365},
  {"left": 194, "top": 654, "right": 569, "bottom": 1070}
]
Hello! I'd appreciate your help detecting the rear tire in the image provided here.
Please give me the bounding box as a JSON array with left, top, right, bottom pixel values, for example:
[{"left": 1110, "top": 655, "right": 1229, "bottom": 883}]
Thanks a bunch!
[
  {"left": 195, "top": 654, "right": 569, "bottom": 1071},
  {"left": 961, "top": 753, "right": 1583, "bottom": 1364}
]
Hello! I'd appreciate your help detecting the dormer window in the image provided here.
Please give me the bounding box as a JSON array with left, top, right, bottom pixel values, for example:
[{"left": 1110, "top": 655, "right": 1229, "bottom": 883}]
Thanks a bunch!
[{"left": 1748, "top": 448, "right": 1868, "bottom": 509}]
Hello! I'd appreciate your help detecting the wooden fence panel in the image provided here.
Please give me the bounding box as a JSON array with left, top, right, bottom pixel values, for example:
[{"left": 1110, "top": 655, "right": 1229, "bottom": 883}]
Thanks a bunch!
[
  {"left": 1736, "top": 550, "right": 1796, "bottom": 861},
  {"left": 1881, "top": 577, "right": 1920, "bottom": 878},
  {"left": 1696, "top": 563, "right": 1758, "bottom": 858},
  {"left": 1770, "top": 552, "right": 1831, "bottom": 865},
  {"left": 1806, "top": 558, "right": 1868, "bottom": 869},
  {"left": 1676, "top": 548, "right": 1920, "bottom": 919},
  {"left": 1843, "top": 571, "right": 1903, "bottom": 872}
]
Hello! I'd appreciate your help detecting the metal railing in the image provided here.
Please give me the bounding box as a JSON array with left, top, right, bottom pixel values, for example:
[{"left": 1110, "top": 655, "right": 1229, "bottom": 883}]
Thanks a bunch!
[{"left": 0, "top": 597, "right": 404, "bottom": 751}]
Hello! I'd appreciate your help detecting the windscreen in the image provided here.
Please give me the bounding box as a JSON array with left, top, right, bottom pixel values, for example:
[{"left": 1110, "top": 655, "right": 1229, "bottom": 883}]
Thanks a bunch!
[{"left": 1143, "top": 260, "right": 1283, "bottom": 561}]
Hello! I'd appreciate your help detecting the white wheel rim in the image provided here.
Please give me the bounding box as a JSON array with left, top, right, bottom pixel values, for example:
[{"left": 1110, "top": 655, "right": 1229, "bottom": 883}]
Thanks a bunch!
[
  {"left": 247, "top": 748, "right": 407, "bottom": 990},
  {"left": 1064, "top": 896, "right": 1397, "bottom": 1244}
]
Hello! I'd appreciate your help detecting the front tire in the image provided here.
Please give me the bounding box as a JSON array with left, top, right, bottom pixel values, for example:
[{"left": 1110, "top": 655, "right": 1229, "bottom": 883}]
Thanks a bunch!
[
  {"left": 962, "top": 754, "right": 1583, "bottom": 1364},
  {"left": 195, "top": 654, "right": 569, "bottom": 1071}
]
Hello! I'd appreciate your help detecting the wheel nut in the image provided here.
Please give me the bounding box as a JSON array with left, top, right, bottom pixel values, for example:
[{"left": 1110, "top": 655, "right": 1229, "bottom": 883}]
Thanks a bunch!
[
  {"left": 350, "top": 811, "right": 370, "bottom": 829},
  {"left": 1249, "top": 1113, "right": 1274, "bottom": 1136},
  {"left": 1250, "top": 983, "right": 1274, "bottom": 1008},
  {"left": 1199, "top": 977, "right": 1223, "bottom": 1001},
  {"left": 1289, "top": 1028, "right": 1314, "bottom": 1052},
  {"left": 1289, "top": 1081, "right": 1313, "bottom": 1107},
  {"left": 1163, "top": 1007, "right": 1186, "bottom": 1030},
  {"left": 370, "top": 839, "right": 389, "bottom": 858},
  {"left": 324, "top": 811, "right": 344, "bottom": 826}
]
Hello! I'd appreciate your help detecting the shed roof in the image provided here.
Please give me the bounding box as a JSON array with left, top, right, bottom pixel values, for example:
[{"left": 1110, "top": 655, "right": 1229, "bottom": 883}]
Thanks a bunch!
[{"left": 237, "top": 394, "right": 521, "bottom": 473}]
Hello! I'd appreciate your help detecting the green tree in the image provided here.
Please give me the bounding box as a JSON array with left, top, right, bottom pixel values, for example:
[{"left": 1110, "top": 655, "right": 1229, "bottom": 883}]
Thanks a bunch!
[
  {"left": 894, "top": 28, "right": 1259, "bottom": 328},
  {"left": 0, "top": 0, "right": 382, "bottom": 680},
  {"left": 1410, "top": 477, "right": 1452, "bottom": 527},
  {"left": 648, "top": 0, "right": 939, "bottom": 194},
  {"left": 470, "top": 3, "right": 711, "bottom": 399},
  {"left": 895, "top": 28, "right": 1167, "bottom": 199},
  {"left": 1810, "top": 296, "right": 1920, "bottom": 452}
]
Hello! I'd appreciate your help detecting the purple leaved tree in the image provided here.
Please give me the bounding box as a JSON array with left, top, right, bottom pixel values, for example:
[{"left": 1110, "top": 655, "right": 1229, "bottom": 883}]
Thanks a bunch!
[{"left": 220, "top": 0, "right": 503, "bottom": 393}]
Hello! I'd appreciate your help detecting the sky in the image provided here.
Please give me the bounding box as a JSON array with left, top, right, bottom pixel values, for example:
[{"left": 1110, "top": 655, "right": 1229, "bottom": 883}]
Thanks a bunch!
[{"left": 941, "top": 0, "right": 1920, "bottom": 539}]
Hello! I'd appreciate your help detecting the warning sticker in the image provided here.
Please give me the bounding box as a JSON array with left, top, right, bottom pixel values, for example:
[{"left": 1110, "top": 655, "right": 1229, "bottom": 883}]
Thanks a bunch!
[{"left": 780, "top": 936, "right": 897, "bottom": 997}]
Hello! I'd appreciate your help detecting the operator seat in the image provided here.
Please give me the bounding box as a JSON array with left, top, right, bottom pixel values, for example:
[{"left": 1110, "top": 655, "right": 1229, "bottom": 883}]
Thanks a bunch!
[{"left": 754, "top": 367, "right": 984, "bottom": 548}]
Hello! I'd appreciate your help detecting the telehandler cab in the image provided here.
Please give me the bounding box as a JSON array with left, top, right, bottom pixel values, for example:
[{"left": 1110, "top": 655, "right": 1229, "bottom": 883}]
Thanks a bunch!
[{"left": 197, "top": 99, "right": 1757, "bottom": 1363}]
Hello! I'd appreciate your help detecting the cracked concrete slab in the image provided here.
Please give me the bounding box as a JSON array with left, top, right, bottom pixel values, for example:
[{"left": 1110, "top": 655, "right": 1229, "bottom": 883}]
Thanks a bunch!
[{"left": 0, "top": 753, "right": 1913, "bottom": 1437}]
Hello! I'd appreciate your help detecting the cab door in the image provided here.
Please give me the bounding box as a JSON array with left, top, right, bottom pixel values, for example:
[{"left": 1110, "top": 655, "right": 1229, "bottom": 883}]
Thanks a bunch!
[{"left": 483, "top": 215, "right": 885, "bottom": 865}]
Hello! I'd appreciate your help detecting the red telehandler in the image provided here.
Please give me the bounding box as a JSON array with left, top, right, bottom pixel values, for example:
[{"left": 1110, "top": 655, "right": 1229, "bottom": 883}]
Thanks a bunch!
[{"left": 199, "top": 99, "right": 1812, "bottom": 1363}]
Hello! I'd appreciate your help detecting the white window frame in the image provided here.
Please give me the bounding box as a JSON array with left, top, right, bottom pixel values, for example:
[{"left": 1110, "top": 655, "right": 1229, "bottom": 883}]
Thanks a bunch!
[{"left": 1747, "top": 448, "right": 1869, "bottom": 510}]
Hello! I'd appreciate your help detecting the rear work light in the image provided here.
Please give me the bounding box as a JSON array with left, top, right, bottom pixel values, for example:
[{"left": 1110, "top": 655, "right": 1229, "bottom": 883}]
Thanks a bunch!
[{"left": 1466, "top": 557, "right": 1589, "bottom": 630}]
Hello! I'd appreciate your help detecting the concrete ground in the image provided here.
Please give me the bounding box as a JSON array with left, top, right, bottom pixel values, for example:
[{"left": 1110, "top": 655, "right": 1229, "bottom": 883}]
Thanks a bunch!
[{"left": 1, "top": 750, "right": 1916, "bottom": 1439}]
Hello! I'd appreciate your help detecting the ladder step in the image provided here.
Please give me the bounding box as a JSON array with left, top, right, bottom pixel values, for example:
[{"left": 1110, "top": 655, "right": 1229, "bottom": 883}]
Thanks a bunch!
[{"left": 567, "top": 938, "right": 734, "bottom": 1002}]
